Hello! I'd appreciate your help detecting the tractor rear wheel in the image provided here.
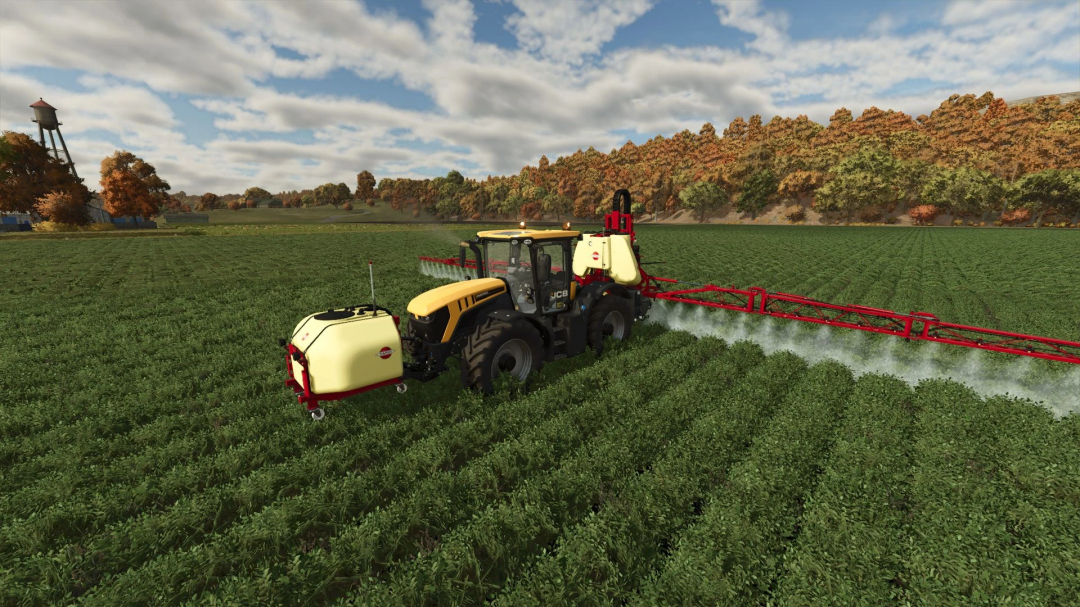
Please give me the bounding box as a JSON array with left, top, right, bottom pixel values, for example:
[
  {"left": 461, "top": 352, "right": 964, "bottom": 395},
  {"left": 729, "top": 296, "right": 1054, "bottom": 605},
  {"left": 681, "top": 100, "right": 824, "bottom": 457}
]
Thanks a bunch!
[
  {"left": 587, "top": 294, "right": 633, "bottom": 357},
  {"left": 460, "top": 318, "right": 545, "bottom": 394}
]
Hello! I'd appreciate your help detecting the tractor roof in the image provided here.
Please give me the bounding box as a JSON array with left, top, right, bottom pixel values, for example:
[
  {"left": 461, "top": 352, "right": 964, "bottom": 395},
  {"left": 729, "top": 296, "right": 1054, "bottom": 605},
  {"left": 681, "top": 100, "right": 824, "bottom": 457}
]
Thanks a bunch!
[{"left": 475, "top": 229, "right": 580, "bottom": 241}]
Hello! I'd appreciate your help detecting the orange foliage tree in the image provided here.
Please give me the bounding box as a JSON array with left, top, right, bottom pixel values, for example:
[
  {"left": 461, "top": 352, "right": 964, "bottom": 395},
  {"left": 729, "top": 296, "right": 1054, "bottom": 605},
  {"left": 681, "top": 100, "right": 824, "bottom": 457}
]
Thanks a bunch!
[
  {"left": 908, "top": 204, "right": 942, "bottom": 225},
  {"left": 1, "top": 131, "right": 88, "bottom": 214},
  {"left": 34, "top": 190, "right": 91, "bottom": 225},
  {"left": 99, "top": 151, "right": 170, "bottom": 219}
]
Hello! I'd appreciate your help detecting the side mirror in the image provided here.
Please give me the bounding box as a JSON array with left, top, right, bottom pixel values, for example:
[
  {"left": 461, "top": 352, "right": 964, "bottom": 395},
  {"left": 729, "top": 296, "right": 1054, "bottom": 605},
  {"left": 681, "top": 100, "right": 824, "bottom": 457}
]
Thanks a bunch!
[{"left": 537, "top": 253, "right": 551, "bottom": 283}]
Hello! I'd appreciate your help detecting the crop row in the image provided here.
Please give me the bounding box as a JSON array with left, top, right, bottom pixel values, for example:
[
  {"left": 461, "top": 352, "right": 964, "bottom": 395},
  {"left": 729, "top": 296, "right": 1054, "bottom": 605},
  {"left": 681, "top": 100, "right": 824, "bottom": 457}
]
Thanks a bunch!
[
  {"left": 492, "top": 350, "right": 812, "bottom": 605},
  {"left": 769, "top": 374, "right": 918, "bottom": 605},
  {"left": 22, "top": 330, "right": 701, "bottom": 604},
  {"left": 193, "top": 335, "right": 740, "bottom": 606},
  {"left": 896, "top": 381, "right": 1080, "bottom": 604},
  {"left": 0, "top": 320, "right": 614, "bottom": 558},
  {"left": 629, "top": 360, "right": 856, "bottom": 605},
  {"left": 341, "top": 342, "right": 781, "bottom": 605}
]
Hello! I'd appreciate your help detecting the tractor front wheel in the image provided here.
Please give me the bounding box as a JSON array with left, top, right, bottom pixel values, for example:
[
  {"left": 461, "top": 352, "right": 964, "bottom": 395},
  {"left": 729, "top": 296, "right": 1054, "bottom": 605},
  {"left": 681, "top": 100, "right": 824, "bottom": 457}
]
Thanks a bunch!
[
  {"left": 587, "top": 294, "right": 633, "bottom": 357},
  {"left": 460, "top": 318, "right": 545, "bottom": 394}
]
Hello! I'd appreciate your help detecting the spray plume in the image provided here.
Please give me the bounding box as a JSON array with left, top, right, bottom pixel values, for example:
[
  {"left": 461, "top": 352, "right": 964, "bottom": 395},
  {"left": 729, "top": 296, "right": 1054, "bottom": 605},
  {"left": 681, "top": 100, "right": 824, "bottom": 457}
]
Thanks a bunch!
[{"left": 647, "top": 300, "right": 1080, "bottom": 418}]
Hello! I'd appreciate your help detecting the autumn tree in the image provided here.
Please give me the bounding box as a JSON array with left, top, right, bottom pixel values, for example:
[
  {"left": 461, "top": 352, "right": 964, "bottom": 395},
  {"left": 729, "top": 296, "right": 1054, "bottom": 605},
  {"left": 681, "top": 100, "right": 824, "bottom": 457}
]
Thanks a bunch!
[
  {"left": 0, "top": 135, "right": 13, "bottom": 182},
  {"left": 355, "top": 170, "right": 376, "bottom": 202},
  {"left": 814, "top": 147, "right": 899, "bottom": 222},
  {"left": 227, "top": 200, "right": 241, "bottom": 211},
  {"left": 1, "top": 131, "right": 88, "bottom": 214},
  {"left": 678, "top": 180, "right": 727, "bottom": 222},
  {"left": 735, "top": 169, "right": 778, "bottom": 220},
  {"left": 34, "top": 190, "right": 90, "bottom": 225},
  {"left": 197, "top": 192, "right": 220, "bottom": 211},
  {"left": 776, "top": 170, "right": 824, "bottom": 204},
  {"left": 99, "top": 151, "right": 170, "bottom": 220}
]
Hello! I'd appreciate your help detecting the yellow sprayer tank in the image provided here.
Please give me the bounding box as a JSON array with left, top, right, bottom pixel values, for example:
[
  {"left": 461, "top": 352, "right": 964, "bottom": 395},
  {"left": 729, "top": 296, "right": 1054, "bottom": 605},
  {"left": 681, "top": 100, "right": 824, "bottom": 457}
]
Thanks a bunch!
[
  {"left": 289, "top": 308, "right": 403, "bottom": 395},
  {"left": 572, "top": 234, "right": 641, "bottom": 286}
]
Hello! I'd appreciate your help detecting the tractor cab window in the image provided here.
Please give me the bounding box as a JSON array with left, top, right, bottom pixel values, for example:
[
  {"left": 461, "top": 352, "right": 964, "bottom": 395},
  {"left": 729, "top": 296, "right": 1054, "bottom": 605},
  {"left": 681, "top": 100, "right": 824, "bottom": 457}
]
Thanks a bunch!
[
  {"left": 533, "top": 242, "right": 570, "bottom": 314},
  {"left": 485, "top": 240, "right": 536, "bottom": 313}
]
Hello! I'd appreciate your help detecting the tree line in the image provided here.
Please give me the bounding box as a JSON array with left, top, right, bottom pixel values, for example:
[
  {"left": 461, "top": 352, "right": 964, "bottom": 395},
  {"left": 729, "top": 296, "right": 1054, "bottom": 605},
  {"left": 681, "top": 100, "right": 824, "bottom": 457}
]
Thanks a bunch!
[
  {"left": 2, "top": 91, "right": 1077, "bottom": 228},
  {"left": 366, "top": 92, "right": 1078, "bottom": 226}
]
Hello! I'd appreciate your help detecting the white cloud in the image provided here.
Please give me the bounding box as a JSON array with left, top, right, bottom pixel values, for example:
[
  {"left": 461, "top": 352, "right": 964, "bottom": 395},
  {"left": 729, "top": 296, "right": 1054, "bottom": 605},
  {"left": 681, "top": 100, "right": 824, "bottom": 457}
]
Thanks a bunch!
[
  {"left": 1, "top": 0, "right": 1077, "bottom": 195},
  {"left": 505, "top": 0, "right": 654, "bottom": 65}
]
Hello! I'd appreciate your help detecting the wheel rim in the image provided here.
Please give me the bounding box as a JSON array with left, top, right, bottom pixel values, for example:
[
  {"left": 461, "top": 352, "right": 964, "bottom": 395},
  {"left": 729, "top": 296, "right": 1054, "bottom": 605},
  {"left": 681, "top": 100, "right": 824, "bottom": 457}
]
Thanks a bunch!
[
  {"left": 492, "top": 338, "right": 533, "bottom": 381},
  {"left": 602, "top": 310, "right": 627, "bottom": 339}
]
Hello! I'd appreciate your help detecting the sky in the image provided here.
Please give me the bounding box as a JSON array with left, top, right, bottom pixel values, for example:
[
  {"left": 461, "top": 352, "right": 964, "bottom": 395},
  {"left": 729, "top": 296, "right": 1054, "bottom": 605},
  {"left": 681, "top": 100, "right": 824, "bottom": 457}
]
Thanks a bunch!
[{"left": 1, "top": 0, "right": 1077, "bottom": 195}]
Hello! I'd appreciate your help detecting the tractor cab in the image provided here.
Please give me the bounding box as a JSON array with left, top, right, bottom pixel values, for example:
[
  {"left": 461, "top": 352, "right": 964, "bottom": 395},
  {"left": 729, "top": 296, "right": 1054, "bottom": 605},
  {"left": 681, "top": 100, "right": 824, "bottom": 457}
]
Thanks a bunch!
[{"left": 463, "top": 227, "right": 580, "bottom": 315}]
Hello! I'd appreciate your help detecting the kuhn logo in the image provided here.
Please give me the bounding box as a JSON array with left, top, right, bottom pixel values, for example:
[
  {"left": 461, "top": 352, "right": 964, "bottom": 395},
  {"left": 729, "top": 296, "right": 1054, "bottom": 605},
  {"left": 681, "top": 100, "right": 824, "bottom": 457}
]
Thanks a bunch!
[
  {"left": 592, "top": 252, "right": 599, "bottom": 260},
  {"left": 378, "top": 347, "right": 395, "bottom": 359}
]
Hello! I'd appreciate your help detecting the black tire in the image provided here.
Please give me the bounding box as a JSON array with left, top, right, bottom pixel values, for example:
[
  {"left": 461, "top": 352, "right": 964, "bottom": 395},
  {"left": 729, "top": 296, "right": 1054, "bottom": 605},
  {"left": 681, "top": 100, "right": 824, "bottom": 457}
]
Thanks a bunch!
[
  {"left": 587, "top": 293, "right": 633, "bottom": 357},
  {"left": 403, "top": 319, "right": 425, "bottom": 361},
  {"left": 460, "top": 318, "right": 545, "bottom": 394}
]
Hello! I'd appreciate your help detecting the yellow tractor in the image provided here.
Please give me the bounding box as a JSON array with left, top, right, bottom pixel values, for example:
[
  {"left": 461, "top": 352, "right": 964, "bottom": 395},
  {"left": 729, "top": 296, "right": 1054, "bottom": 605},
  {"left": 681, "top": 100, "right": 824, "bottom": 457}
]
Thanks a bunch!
[{"left": 283, "top": 190, "right": 650, "bottom": 419}]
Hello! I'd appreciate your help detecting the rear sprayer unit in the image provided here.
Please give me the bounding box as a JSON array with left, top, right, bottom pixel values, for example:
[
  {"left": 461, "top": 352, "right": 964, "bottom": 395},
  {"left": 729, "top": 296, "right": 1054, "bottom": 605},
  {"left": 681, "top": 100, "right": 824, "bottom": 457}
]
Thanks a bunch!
[{"left": 283, "top": 190, "right": 1080, "bottom": 420}]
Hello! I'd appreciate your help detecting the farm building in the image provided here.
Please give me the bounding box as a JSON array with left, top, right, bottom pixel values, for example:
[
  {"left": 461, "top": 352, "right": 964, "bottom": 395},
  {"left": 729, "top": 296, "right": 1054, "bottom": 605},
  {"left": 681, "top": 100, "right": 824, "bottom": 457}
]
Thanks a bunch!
[
  {"left": 110, "top": 216, "right": 157, "bottom": 229},
  {"left": 0, "top": 213, "right": 33, "bottom": 232},
  {"left": 256, "top": 198, "right": 283, "bottom": 208}
]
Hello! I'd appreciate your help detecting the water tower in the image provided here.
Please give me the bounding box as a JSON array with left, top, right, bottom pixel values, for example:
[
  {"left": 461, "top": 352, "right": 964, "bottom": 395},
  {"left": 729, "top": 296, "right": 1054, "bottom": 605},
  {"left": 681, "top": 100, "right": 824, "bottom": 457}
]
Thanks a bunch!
[{"left": 30, "top": 98, "right": 78, "bottom": 179}]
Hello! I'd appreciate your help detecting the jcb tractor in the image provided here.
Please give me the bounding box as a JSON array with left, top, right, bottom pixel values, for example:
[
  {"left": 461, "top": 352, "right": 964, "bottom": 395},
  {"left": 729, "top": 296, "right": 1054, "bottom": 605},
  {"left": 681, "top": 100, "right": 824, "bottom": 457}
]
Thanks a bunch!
[{"left": 283, "top": 190, "right": 650, "bottom": 419}]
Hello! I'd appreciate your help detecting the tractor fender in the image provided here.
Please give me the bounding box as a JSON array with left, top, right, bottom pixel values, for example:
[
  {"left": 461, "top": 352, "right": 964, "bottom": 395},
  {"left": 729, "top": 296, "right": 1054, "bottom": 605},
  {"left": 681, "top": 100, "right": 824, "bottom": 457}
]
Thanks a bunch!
[
  {"left": 485, "top": 309, "right": 558, "bottom": 359},
  {"left": 573, "top": 281, "right": 630, "bottom": 314},
  {"left": 574, "top": 281, "right": 649, "bottom": 321}
]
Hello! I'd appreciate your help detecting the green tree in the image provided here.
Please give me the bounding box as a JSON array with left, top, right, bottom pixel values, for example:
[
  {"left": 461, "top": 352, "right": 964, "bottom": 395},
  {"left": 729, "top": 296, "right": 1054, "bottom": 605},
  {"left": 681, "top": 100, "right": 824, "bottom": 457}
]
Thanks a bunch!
[
  {"left": 735, "top": 169, "right": 778, "bottom": 220},
  {"left": 630, "top": 201, "right": 646, "bottom": 217},
  {"left": 678, "top": 180, "right": 728, "bottom": 222},
  {"left": 920, "top": 166, "right": 1006, "bottom": 220},
  {"left": 894, "top": 159, "right": 938, "bottom": 214},
  {"left": 500, "top": 193, "right": 525, "bottom": 218},
  {"left": 542, "top": 192, "right": 572, "bottom": 221},
  {"left": 445, "top": 170, "right": 465, "bottom": 187},
  {"left": 241, "top": 186, "right": 272, "bottom": 206},
  {"left": 1009, "top": 169, "right": 1080, "bottom": 226},
  {"left": 436, "top": 195, "right": 460, "bottom": 218},
  {"left": 814, "top": 147, "right": 899, "bottom": 222},
  {"left": 314, "top": 182, "right": 351, "bottom": 208}
]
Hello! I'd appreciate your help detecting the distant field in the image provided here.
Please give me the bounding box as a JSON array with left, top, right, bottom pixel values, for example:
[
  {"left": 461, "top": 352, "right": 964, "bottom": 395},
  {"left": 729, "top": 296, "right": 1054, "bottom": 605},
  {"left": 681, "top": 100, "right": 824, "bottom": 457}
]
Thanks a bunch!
[
  {"left": 1, "top": 225, "right": 1078, "bottom": 604},
  {"left": 177, "top": 203, "right": 436, "bottom": 224}
]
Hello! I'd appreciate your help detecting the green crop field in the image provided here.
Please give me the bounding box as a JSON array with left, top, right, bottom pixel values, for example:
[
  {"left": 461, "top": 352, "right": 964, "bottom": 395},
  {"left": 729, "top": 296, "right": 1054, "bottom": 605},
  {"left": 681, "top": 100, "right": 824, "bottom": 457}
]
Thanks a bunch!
[{"left": 1, "top": 224, "right": 1078, "bottom": 605}]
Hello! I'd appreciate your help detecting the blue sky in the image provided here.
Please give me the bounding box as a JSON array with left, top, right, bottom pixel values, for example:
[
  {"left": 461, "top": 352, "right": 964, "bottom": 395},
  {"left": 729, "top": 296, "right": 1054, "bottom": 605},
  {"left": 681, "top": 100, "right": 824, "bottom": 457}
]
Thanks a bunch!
[{"left": 1, "top": 0, "right": 1077, "bottom": 195}]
